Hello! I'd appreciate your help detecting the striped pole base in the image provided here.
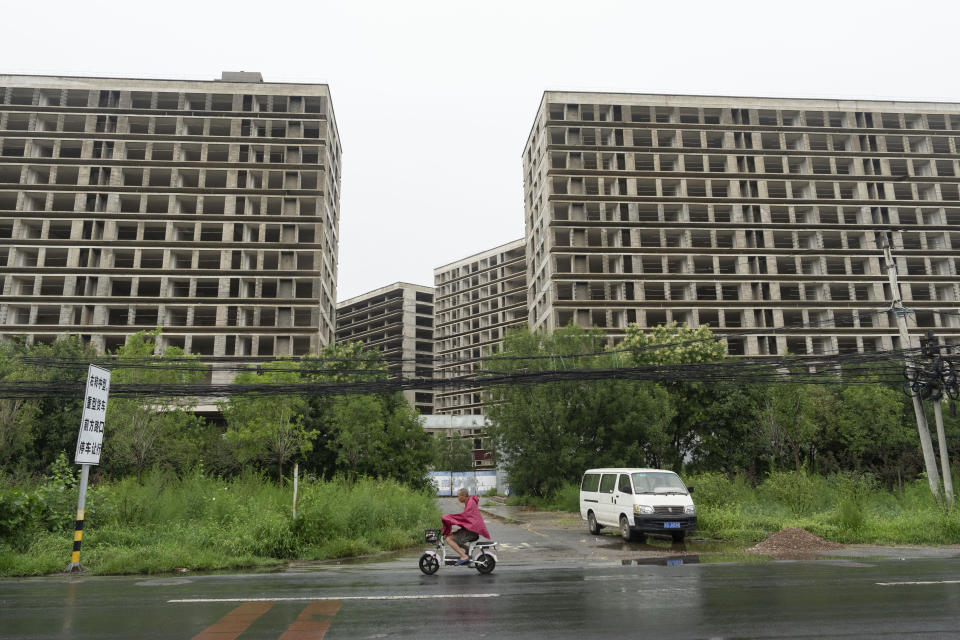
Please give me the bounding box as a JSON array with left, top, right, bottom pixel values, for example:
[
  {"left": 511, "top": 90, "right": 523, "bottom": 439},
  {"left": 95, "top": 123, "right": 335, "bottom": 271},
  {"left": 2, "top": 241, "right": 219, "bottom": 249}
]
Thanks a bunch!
[
  {"left": 65, "top": 465, "right": 90, "bottom": 573},
  {"left": 64, "top": 508, "right": 85, "bottom": 573}
]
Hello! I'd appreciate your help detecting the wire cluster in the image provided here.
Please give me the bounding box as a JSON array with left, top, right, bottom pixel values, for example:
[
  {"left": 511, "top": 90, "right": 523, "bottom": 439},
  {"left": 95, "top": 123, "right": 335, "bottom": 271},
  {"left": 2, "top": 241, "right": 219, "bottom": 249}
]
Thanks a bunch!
[{"left": 902, "top": 331, "right": 959, "bottom": 401}]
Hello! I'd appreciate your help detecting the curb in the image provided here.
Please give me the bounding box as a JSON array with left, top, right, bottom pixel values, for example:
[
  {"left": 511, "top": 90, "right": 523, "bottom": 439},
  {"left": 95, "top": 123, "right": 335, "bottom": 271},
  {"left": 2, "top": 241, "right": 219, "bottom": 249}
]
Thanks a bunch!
[{"left": 478, "top": 506, "right": 528, "bottom": 526}]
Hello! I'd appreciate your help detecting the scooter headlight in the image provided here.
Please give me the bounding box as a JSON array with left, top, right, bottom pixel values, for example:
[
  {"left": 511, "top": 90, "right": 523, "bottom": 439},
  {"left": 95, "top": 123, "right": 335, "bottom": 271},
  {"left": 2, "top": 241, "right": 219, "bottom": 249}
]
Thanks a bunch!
[{"left": 633, "top": 504, "right": 654, "bottom": 515}]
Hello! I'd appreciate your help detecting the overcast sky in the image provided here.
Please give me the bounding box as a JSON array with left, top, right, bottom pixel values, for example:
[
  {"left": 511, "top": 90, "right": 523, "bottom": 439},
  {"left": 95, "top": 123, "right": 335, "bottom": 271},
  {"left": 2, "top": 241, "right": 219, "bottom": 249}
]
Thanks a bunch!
[{"left": 4, "top": 0, "right": 959, "bottom": 300}]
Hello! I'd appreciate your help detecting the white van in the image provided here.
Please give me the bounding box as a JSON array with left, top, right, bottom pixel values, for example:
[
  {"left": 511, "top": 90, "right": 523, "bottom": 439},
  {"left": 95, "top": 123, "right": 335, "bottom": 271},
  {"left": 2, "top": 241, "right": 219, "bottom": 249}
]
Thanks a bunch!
[{"left": 580, "top": 468, "right": 696, "bottom": 542}]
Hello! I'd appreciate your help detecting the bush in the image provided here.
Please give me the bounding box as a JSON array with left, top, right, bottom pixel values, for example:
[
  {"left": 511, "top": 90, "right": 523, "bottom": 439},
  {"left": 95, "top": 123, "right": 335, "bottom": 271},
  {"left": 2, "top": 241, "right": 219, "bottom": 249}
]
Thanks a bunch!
[
  {"left": 758, "top": 470, "right": 831, "bottom": 516},
  {"left": 831, "top": 472, "right": 877, "bottom": 534},
  {"left": 686, "top": 472, "right": 753, "bottom": 509},
  {"left": 0, "top": 488, "right": 46, "bottom": 550}
]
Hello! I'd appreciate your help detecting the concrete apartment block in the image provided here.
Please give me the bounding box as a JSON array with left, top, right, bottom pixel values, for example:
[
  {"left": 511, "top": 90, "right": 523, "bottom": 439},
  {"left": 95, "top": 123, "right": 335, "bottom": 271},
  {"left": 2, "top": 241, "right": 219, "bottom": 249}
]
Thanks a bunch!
[
  {"left": 336, "top": 282, "right": 435, "bottom": 415},
  {"left": 434, "top": 239, "right": 527, "bottom": 414},
  {"left": 0, "top": 73, "right": 341, "bottom": 358},
  {"left": 524, "top": 92, "right": 960, "bottom": 356}
]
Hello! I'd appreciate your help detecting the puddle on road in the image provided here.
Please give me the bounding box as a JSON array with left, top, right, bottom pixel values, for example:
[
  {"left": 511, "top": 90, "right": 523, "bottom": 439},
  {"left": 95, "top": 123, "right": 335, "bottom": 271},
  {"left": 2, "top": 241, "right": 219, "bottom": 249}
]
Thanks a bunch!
[
  {"left": 135, "top": 577, "right": 194, "bottom": 586},
  {"left": 593, "top": 536, "right": 780, "bottom": 564},
  {"left": 295, "top": 547, "right": 417, "bottom": 568},
  {"left": 621, "top": 555, "right": 700, "bottom": 566},
  {"left": 595, "top": 537, "right": 741, "bottom": 554}
]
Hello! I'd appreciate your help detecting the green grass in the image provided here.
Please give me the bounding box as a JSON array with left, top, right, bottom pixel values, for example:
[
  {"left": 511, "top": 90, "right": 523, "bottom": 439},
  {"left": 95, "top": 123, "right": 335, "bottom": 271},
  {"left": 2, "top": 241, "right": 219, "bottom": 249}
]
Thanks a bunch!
[
  {"left": 0, "top": 472, "right": 439, "bottom": 577},
  {"left": 691, "top": 471, "right": 960, "bottom": 545},
  {"left": 505, "top": 483, "right": 579, "bottom": 512},
  {"left": 505, "top": 471, "right": 960, "bottom": 546}
]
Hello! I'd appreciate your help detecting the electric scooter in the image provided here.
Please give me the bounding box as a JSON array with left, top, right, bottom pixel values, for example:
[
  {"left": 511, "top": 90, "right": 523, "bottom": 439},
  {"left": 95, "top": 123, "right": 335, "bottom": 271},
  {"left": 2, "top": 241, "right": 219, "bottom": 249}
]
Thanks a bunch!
[{"left": 418, "top": 528, "right": 498, "bottom": 575}]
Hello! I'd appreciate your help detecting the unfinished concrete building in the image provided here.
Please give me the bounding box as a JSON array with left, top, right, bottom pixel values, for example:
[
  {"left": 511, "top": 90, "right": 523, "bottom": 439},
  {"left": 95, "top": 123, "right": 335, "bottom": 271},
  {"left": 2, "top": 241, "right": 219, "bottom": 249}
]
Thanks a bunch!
[
  {"left": 335, "top": 282, "right": 434, "bottom": 415},
  {"left": 524, "top": 92, "right": 960, "bottom": 355},
  {"left": 434, "top": 239, "right": 527, "bottom": 414},
  {"left": 0, "top": 73, "right": 341, "bottom": 356}
]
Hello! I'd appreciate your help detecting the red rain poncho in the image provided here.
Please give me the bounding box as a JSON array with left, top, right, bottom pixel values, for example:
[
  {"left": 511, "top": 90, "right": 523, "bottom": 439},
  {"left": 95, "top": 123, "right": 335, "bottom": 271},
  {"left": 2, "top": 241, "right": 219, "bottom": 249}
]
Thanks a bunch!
[{"left": 441, "top": 495, "right": 490, "bottom": 539}]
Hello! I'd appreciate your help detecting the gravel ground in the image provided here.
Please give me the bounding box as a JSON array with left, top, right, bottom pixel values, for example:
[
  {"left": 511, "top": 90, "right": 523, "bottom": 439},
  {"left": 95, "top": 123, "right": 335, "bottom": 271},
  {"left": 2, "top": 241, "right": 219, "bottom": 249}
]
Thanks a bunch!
[{"left": 747, "top": 527, "right": 844, "bottom": 556}]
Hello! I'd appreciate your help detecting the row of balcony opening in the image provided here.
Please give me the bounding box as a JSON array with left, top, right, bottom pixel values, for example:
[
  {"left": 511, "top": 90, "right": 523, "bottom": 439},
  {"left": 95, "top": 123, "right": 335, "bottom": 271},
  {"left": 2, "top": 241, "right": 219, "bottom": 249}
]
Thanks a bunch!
[
  {"left": 544, "top": 104, "right": 958, "bottom": 131},
  {"left": 0, "top": 87, "right": 327, "bottom": 114}
]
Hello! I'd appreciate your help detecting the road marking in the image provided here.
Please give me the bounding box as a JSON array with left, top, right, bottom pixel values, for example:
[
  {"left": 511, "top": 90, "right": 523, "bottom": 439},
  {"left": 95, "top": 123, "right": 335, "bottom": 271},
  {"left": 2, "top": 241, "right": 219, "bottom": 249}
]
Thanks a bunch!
[
  {"left": 277, "top": 600, "right": 342, "bottom": 640},
  {"left": 191, "top": 601, "right": 274, "bottom": 640},
  {"left": 523, "top": 526, "right": 548, "bottom": 537},
  {"left": 171, "top": 594, "right": 500, "bottom": 604},
  {"left": 877, "top": 580, "right": 960, "bottom": 586}
]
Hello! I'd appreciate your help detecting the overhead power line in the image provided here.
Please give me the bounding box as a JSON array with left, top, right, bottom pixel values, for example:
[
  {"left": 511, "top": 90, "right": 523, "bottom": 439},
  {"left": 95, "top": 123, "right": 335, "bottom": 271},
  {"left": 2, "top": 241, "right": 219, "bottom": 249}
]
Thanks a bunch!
[{"left": 0, "top": 345, "right": 911, "bottom": 400}]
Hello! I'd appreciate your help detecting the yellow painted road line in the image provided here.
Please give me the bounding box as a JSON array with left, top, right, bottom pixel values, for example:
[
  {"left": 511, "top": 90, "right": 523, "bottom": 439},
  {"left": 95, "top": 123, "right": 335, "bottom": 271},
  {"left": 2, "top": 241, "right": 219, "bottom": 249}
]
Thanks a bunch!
[
  {"left": 524, "top": 526, "right": 549, "bottom": 537},
  {"left": 191, "top": 601, "right": 274, "bottom": 640},
  {"left": 277, "top": 600, "right": 342, "bottom": 640}
]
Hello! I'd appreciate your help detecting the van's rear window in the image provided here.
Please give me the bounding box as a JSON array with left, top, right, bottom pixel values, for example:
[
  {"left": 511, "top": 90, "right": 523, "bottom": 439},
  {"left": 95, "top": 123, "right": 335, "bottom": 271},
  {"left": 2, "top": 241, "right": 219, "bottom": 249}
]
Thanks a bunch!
[{"left": 581, "top": 473, "right": 600, "bottom": 492}]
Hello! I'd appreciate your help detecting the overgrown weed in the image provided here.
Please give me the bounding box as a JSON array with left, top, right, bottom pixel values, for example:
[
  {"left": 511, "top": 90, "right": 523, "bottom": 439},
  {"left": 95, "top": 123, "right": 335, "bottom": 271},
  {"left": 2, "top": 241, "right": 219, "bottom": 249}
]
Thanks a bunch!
[{"left": 0, "top": 473, "right": 438, "bottom": 577}]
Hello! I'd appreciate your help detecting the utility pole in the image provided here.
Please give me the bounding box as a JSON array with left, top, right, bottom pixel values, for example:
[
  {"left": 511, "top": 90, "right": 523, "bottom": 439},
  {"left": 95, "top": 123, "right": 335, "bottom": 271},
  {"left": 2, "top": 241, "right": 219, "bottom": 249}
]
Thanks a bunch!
[
  {"left": 931, "top": 400, "right": 955, "bottom": 505},
  {"left": 924, "top": 332, "right": 955, "bottom": 506},
  {"left": 880, "top": 236, "right": 942, "bottom": 500}
]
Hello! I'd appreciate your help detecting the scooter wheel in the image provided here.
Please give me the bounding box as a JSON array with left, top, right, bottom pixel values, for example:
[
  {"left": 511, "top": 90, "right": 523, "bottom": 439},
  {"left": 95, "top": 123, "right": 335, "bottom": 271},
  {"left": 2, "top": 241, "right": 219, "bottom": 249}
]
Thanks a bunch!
[
  {"left": 419, "top": 553, "right": 440, "bottom": 575},
  {"left": 475, "top": 553, "right": 495, "bottom": 574}
]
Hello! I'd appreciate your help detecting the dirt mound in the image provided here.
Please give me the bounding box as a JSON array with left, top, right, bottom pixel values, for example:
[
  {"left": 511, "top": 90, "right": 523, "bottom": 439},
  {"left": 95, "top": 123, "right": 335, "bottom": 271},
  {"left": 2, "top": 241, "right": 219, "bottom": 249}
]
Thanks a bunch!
[{"left": 747, "top": 528, "right": 843, "bottom": 555}]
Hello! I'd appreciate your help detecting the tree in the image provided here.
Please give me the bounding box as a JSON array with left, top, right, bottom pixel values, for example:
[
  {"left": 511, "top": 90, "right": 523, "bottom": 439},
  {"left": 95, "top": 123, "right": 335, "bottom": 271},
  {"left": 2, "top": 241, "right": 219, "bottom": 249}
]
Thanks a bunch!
[
  {"left": 300, "top": 342, "right": 433, "bottom": 488},
  {"left": 755, "top": 383, "right": 838, "bottom": 473},
  {"left": 687, "top": 383, "right": 768, "bottom": 480},
  {"left": 328, "top": 393, "right": 432, "bottom": 485},
  {"left": 818, "top": 382, "right": 915, "bottom": 486},
  {"left": 431, "top": 432, "right": 474, "bottom": 472},
  {"left": 106, "top": 330, "right": 206, "bottom": 482},
  {"left": 484, "top": 326, "right": 675, "bottom": 497},
  {"left": 5, "top": 336, "right": 97, "bottom": 474},
  {"left": 621, "top": 322, "right": 728, "bottom": 469},
  {"left": 622, "top": 321, "right": 727, "bottom": 366},
  {"left": 220, "top": 360, "right": 314, "bottom": 483},
  {"left": 0, "top": 341, "right": 39, "bottom": 470},
  {"left": 299, "top": 341, "right": 388, "bottom": 476}
]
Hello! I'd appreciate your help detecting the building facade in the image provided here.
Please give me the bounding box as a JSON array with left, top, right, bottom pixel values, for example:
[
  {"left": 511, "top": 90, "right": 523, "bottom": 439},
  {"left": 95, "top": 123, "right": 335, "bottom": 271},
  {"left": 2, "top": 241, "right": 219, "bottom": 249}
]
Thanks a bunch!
[
  {"left": 524, "top": 92, "right": 960, "bottom": 355},
  {"left": 433, "top": 239, "right": 527, "bottom": 414},
  {"left": 335, "top": 282, "right": 434, "bottom": 415},
  {"left": 0, "top": 72, "right": 341, "bottom": 357}
]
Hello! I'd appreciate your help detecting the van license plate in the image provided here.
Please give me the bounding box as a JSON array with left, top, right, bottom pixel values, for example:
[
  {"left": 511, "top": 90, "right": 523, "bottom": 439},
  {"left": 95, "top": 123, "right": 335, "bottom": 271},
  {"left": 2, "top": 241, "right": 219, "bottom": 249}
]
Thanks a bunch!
[{"left": 664, "top": 522, "right": 681, "bottom": 529}]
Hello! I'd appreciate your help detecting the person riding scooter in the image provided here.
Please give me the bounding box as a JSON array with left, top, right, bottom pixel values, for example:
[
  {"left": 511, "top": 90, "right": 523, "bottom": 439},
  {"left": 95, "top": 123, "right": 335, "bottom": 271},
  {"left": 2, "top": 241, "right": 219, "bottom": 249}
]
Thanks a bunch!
[{"left": 441, "top": 488, "right": 490, "bottom": 565}]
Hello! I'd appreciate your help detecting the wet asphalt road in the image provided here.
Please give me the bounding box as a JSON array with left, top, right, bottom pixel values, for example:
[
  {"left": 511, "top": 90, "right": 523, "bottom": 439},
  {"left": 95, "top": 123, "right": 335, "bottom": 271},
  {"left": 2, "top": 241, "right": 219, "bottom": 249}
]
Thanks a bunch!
[{"left": 2, "top": 500, "right": 960, "bottom": 639}]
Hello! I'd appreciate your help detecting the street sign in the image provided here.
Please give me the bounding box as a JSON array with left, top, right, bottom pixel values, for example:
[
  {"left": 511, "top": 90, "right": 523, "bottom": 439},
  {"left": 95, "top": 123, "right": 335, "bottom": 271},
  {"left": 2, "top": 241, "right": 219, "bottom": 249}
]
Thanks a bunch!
[{"left": 74, "top": 365, "right": 110, "bottom": 465}]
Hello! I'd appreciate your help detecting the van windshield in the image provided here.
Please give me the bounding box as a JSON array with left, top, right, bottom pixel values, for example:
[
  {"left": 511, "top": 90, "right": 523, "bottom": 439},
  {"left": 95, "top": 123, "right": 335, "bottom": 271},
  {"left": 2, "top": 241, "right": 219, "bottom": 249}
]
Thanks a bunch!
[{"left": 631, "top": 472, "right": 688, "bottom": 495}]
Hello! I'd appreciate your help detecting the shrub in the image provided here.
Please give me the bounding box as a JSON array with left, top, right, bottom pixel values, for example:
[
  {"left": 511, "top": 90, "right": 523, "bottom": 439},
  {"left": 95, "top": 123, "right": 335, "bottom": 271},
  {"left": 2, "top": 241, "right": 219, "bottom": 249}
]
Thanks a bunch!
[
  {"left": 687, "top": 472, "right": 753, "bottom": 509},
  {"left": 831, "top": 471, "right": 877, "bottom": 535},
  {"left": 759, "top": 470, "right": 831, "bottom": 516}
]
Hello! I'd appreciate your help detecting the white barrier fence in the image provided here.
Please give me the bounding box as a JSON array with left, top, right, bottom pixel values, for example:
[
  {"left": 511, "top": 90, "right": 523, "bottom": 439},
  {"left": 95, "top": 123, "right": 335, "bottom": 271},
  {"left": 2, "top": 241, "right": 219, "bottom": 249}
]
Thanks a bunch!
[{"left": 429, "top": 470, "right": 506, "bottom": 496}]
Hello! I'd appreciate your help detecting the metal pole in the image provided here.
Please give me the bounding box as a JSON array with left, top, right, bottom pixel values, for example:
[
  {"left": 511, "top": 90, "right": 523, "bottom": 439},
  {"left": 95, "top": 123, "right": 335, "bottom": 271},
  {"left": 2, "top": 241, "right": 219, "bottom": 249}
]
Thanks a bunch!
[
  {"left": 292, "top": 462, "right": 299, "bottom": 520},
  {"left": 932, "top": 400, "right": 955, "bottom": 505},
  {"left": 881, "top": 238, "right": 942, "bottom": 499},
  {"left": 65, "top": 464, "right": 90, "bottom": 572}
]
